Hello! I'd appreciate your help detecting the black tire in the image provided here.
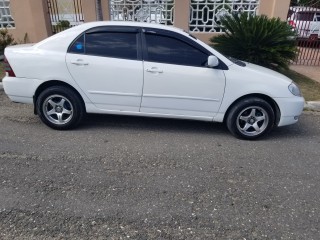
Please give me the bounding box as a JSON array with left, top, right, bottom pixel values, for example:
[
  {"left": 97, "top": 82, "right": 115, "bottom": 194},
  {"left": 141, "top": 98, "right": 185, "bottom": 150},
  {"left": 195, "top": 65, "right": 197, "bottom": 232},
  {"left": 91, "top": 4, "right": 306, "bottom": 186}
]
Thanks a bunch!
[
  {"left": 226, "top": 97, "right": 275, "bottom": 140},
  {"left": 36, "top": 86, "right": 84, "bottom": 130}
]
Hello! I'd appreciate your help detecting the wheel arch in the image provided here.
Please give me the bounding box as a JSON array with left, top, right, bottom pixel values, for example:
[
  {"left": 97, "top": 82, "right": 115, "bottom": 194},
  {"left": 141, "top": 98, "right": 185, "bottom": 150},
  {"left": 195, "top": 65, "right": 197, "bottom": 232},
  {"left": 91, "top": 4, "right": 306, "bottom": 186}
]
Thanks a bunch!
[
  {"left": 223, "top": 94, "right": 281, "bottom": 126},
  {"left": 33, "top": 80, "right": 86, "bottom": 115}
]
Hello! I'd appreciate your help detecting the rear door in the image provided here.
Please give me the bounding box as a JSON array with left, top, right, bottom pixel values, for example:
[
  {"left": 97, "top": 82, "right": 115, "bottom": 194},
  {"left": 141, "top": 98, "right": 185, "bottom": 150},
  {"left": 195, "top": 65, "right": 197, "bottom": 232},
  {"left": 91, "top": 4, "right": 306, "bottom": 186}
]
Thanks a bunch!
[{"left": 66, "top": 26, "right": 143, "bottom": 112}]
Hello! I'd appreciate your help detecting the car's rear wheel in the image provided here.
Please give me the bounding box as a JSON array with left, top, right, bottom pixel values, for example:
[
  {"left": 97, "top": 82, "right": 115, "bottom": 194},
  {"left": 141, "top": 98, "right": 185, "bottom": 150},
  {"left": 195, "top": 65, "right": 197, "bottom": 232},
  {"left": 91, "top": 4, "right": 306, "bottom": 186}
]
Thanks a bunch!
[
  {"left": 226, "top": 97, "right": 275, "bottom": 140},
  {"left": 36, "top": 86, "right": 84, "bottom": 130}
]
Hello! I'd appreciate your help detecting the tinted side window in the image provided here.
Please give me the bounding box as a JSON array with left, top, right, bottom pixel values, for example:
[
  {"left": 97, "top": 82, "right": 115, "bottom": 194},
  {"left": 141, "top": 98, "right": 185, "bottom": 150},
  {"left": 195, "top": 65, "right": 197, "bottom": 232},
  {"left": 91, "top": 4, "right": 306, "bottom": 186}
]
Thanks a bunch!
[
  {"left": 69, "top": 34, "right": 85, "bottom": 54},
  {"left": 85, "top": 32, "right": 138, "bottom": 60},
  {"left": 145, "top": 33, "right": 208, "bottom": 67}
]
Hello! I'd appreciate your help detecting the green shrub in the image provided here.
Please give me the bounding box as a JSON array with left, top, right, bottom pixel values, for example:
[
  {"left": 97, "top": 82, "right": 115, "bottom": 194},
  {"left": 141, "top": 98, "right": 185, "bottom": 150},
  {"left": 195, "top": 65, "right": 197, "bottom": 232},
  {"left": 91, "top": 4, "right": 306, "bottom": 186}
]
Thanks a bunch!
[
  {"left": 57, "top": 20, "right": 71, "bottom": 28},
  {"left": 0, "top": 28, "right": 16, "bottom": 54},
  {"left": 52, "top": 20, "right": 71, "bottom": 34},
  {"left": 210, "top": 13, "right": 298, "bottom": 70}
]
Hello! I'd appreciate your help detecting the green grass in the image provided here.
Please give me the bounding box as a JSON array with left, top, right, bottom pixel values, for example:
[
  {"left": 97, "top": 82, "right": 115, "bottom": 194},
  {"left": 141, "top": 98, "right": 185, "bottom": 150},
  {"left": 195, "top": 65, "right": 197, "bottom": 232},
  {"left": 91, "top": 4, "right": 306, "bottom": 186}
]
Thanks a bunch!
[
  {"left": 281, "top": 69, "right": 320, "bottom": 101},
  {"left": 0, "top": 61, "right": 319, "bottom": 101}
]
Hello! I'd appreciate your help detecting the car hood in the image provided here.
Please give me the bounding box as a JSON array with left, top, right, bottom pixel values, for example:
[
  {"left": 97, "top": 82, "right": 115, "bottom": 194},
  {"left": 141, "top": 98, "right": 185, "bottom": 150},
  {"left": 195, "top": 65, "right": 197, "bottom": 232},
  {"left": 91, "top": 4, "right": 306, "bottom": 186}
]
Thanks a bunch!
[{"left": 243, "top": 62, "right": 293, "bottom": 84}]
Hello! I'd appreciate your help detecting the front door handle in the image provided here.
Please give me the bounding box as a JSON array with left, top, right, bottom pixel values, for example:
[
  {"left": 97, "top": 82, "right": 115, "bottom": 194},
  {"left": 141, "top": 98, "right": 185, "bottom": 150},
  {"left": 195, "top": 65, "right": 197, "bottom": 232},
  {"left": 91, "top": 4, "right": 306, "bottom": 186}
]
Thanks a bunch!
[{"left": 146, "top": 67, "right": 163, "bottom": 74}]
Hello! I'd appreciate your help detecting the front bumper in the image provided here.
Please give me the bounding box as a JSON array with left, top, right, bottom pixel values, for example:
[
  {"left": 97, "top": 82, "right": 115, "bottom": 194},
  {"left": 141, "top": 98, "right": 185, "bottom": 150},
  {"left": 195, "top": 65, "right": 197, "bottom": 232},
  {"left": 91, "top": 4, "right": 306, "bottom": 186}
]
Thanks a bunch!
[{"left": 274, "top": 96, "right": 305, "bottom": 127}]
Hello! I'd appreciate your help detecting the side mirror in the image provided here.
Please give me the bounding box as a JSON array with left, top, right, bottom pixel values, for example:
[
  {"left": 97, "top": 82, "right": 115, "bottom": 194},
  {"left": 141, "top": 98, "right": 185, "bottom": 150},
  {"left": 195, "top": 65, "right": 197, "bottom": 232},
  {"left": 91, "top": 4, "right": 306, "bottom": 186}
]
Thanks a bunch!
[{"left": 207, "top": 55, "right": 219, "bottom": 68}]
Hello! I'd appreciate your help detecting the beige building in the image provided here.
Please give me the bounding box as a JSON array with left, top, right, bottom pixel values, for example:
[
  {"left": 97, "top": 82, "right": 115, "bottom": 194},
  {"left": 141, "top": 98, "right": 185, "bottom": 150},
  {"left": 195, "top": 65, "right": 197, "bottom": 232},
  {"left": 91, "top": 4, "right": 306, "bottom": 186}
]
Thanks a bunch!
[{"left": 4, "top": 0, "right": 291, "bottom": 44}]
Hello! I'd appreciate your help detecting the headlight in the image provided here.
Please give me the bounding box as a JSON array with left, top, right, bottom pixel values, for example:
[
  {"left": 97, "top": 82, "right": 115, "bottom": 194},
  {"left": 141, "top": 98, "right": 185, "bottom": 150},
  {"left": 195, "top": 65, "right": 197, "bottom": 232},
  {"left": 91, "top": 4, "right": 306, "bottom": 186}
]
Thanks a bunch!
[{"left": 288, "top": 82, "right": 301, "bottom": 96}]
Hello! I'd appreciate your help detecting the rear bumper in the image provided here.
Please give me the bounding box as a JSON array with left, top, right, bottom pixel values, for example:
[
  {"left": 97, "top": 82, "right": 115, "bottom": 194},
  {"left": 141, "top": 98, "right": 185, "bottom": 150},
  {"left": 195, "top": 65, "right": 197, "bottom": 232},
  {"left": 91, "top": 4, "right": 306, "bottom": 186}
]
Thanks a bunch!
[
  {"left": 3, "top": 76, "right": 42, "bottom": 104},
  {"left": 274, "top": 96, "right": 305, "bottom": 127}
]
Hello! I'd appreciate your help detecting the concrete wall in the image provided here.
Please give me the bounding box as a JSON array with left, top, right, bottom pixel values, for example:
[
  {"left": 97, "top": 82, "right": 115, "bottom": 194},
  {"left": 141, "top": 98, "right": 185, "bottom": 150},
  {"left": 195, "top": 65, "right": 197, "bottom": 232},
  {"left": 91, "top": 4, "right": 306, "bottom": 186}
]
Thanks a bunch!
[
  {"left": 6, "top": 0, "right": 291, "bottom": 43},
  {"left": 8, "top": 0, "right": 52, "bottom": 43},
  {"left": 258, "top": 0, "right": 291, "bottom": 20}
]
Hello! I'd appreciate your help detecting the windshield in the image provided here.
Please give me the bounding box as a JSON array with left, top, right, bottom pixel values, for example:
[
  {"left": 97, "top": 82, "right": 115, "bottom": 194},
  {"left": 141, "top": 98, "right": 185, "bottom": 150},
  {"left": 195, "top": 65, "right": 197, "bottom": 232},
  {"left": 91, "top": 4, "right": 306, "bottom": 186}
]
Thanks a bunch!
[{"left": 228, "top": 57, "right": 246, "bottom": 67}]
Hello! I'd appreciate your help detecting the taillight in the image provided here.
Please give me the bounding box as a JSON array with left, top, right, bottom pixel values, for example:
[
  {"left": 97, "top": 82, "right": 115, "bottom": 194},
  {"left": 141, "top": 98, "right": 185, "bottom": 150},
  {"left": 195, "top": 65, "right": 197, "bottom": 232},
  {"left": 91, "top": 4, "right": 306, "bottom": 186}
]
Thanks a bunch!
[
  {"left": 4, "top": 56, "right": 16, "bottom": 77},
  {"left": 289, "top": 20, "right": 296, "bottom": 28}
]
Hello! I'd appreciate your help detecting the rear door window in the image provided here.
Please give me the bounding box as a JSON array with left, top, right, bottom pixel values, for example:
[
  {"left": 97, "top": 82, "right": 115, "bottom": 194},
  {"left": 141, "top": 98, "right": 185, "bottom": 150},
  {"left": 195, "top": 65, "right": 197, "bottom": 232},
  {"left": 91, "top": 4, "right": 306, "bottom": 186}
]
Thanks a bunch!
[
  {"left": 68, "top": 27, "right": 140, "bottom": 60},
  {"left": 86, "top": 31, "right": 138, "bottom": 60}
]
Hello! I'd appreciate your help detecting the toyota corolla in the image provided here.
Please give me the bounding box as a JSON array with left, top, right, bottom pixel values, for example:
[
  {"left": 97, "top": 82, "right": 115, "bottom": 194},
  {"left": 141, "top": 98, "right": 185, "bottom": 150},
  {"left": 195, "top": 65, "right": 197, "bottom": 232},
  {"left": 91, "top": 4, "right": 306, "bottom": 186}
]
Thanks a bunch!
[{"left": 3, "top": 21, "right": 304, "bottom": 139}]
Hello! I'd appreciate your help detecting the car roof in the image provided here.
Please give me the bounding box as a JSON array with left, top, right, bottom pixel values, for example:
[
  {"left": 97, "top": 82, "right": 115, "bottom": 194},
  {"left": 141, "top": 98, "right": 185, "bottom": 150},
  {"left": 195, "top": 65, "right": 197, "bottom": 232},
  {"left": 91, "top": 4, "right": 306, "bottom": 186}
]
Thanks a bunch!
[
  {"left": 70, "top": 21, "right": 185, "bottom": 34},
  {"left": 35, "top": 21, "right": 188, "bottom": 51}
]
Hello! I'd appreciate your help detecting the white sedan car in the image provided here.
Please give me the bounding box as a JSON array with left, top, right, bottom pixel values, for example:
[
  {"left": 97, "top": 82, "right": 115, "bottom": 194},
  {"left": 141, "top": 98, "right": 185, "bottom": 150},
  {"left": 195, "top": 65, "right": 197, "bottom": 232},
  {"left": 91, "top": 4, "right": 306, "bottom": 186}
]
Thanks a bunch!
[{"left": 3, "top": 21, "right": 304, "bottom": 139}]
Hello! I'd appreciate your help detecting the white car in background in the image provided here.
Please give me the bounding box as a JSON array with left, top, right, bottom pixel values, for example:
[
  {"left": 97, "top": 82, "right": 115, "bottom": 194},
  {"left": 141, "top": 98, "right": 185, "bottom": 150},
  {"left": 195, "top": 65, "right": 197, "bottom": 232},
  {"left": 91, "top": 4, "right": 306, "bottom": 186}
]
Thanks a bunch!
[
  {"left": 3, "top": 21, "right": 304, "bottom": 139},
  {"left": 288, "top": 6, "right": 320, "bottom": 39}
]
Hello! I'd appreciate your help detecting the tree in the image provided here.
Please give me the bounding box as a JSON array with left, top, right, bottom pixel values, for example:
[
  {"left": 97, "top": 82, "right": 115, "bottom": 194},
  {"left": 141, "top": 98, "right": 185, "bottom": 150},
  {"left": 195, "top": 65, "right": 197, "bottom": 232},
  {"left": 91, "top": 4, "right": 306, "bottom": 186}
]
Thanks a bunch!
[
  {"left": 95, "top": 0, "right": 103, "bottom": 21},
  {"left": 210, "top": 13, "right": 297, "bottom": 70}
]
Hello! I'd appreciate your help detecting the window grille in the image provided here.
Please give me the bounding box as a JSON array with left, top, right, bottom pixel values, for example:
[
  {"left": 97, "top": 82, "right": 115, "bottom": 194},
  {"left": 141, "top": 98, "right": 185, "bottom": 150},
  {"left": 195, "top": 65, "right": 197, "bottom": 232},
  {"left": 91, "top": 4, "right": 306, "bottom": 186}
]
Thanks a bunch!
[
  {"left": 190, "top": 0, "right": 260, "bottom": 32},
  {"left": 110, "top": 0, "right": 174, "bottom": 25},
  {"left": 47, "top": 0, "right": 83, "bottom": 33},
  {"left": 0, "top": 0, "right": 14, "bottom": 28},
  {"left": 47, "top": 0, "right": 83, "bottom": 26}
]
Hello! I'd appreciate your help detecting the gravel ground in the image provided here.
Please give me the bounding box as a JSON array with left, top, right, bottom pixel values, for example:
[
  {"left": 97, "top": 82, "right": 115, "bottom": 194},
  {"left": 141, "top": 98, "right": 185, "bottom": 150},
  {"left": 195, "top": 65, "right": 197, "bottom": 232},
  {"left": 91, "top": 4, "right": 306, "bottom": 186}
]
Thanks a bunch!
[{"left": 0, "top": 89, "right": 320, "bottom": 239}]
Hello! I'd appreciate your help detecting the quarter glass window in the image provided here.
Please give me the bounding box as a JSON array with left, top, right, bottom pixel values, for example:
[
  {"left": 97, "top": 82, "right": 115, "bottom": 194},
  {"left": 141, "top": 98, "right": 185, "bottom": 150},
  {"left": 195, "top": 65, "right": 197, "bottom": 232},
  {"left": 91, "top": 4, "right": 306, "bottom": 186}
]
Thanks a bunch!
[{"left": 69, "top": 34, "right": 85, "bottom": 54}]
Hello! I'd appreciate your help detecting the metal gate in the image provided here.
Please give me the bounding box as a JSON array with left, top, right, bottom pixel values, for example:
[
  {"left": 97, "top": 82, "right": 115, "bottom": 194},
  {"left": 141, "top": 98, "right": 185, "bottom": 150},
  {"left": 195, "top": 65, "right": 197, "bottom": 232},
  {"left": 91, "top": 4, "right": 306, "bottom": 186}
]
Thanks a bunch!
[
  {"left": 288, "top": 4, "right": 320, "bottom": 65},
  {"left": 47, "top": 0, "right": 84, "bottom": 34}
]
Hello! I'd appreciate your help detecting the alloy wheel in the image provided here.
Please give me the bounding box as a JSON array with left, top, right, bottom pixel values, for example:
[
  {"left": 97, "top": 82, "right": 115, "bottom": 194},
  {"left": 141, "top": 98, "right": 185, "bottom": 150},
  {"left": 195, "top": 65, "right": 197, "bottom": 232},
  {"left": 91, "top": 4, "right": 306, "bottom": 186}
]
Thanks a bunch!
[
  {"left": 42, "top": 94, "right": 73, "bottom": 125},
  {"left": 236, "top": 106, "right": 269, "bottom": 137}
]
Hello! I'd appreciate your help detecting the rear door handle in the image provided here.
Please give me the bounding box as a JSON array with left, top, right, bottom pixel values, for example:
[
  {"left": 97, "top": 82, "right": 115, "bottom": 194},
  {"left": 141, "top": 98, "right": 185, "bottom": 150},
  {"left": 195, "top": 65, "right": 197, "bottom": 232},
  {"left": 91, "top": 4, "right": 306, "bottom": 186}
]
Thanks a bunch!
[
  {"left": 71, "top": 59, "right": 89, "bottom": 66},
  {"left": 146, "top": 67, "right": 163, "bottom": 74}
]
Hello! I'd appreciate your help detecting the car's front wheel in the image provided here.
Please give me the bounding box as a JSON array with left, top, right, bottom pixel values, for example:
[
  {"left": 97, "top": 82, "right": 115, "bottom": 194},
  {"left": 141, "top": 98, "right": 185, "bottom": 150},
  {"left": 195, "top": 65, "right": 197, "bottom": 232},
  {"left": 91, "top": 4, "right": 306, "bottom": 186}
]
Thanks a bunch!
[
  {"left": 226, "top": 97, "right": 275, "bottom": 140},
  {"left": 36, "top": 86, "right": 84, "bottom": 130}
]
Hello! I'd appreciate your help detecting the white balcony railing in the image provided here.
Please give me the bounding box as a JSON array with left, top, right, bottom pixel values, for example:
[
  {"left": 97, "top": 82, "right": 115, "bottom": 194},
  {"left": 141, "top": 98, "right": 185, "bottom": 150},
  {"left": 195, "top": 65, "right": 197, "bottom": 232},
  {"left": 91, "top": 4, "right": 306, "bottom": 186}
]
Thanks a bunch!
[
  {"left": 190, "top": 0, "right": 260, "bottom": 32},
  {"left": 110, "top": 0, "right": 174, "bottom": 25}
]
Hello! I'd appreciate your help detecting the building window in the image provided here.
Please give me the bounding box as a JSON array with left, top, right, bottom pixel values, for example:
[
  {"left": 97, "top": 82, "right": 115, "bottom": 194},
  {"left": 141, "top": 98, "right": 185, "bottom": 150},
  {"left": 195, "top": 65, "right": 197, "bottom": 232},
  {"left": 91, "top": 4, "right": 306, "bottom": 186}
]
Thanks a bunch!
[
  {"left": 190, "top": 0, "right": 260, "bottom": 33},
  {"left": 0, "top": 0, "right": 15, "bottom": 28},
  {"left": 47, "top": 0, "right": 84, "bottom": 33},
  {"left": 110, "top": 0, "right": 174, "bottom": 25}
]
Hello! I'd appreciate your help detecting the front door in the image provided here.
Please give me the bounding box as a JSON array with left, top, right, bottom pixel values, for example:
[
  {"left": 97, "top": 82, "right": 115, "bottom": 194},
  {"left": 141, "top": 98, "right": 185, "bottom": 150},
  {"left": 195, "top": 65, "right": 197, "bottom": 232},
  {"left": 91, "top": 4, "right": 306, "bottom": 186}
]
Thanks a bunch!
[{"left": 140, "top": 29, "right": 226, "bottom": 118}]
